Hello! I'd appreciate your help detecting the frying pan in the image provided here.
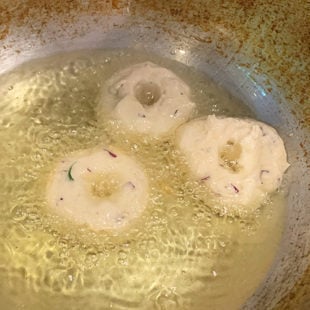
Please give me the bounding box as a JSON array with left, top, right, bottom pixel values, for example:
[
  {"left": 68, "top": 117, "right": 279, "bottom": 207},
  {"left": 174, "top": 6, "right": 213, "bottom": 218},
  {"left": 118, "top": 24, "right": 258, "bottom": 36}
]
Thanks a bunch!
[{"left": 0, "top": 0, "right": 309, "bottom": 309}]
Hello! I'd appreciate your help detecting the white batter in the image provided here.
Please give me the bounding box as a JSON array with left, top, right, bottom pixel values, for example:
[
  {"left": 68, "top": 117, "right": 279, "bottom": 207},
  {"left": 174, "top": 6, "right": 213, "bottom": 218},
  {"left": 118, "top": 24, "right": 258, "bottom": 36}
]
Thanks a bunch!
[
  {"left": 46, "top": 147, "right": 149, "bottom": 230},
  {"left": 97, "top": 62, "right": 196, "bottom": 136},
  {"left": 176, "top": 115, "right": 289, "bottom": 214}
]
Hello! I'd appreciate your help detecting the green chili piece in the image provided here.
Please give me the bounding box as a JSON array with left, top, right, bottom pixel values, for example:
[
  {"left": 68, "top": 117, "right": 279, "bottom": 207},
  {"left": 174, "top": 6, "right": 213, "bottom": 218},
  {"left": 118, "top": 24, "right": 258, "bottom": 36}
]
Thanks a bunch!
[{"left": 68, "top": 162, "right": 76, "bottom": 181}]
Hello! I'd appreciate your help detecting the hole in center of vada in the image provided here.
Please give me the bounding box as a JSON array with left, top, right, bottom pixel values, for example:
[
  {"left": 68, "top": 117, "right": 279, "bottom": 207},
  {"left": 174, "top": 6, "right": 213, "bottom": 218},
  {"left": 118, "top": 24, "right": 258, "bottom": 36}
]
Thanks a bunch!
[
  {"left": 87, "top": 173, "right": 121, "bottom": 199},
  {"left": 134, "top": 81, "right": 161, "bottom": 106},
  {"left": 219, "top": 140, "right": 242, "bottom": 173}
]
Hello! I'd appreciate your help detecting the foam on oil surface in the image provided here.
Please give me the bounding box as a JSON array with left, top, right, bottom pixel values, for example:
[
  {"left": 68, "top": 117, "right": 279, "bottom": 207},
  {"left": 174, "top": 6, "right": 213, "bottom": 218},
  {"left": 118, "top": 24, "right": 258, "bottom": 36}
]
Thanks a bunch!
[{"left": 0, "top": 50, "right": 285, "bottom": 310}]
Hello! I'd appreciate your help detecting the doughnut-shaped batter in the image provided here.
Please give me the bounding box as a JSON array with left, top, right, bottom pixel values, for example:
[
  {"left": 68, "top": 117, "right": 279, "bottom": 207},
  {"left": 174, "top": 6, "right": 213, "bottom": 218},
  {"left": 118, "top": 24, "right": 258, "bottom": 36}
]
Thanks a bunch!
[
  {"left": 97, "top": 62, "right": 196, "bottom": 136},
  {"left": 47, "top": 148, "right": 148, "bottom": 230},
  {"left": 176, "top": 115, "right": 289, "bottom": 213}
]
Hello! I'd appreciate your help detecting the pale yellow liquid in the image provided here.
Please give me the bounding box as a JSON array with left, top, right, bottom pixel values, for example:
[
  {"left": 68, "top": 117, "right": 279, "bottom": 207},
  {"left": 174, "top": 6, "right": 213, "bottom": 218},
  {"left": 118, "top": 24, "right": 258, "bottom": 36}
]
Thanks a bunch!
[{"left": 0, "top": 50, "right": 285, "bottom": 310}]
